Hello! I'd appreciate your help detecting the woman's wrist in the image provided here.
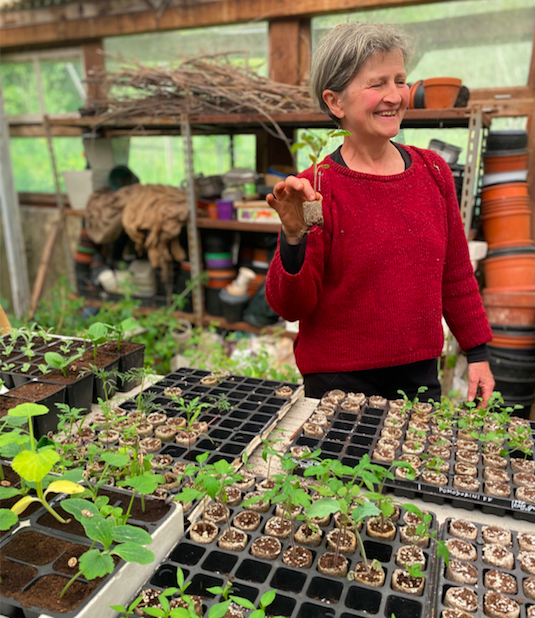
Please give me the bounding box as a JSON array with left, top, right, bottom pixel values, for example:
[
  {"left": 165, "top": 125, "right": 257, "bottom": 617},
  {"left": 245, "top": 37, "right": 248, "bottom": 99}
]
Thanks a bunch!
[{"left": 282, "top": 226, "right": 306, "bottom": 245}]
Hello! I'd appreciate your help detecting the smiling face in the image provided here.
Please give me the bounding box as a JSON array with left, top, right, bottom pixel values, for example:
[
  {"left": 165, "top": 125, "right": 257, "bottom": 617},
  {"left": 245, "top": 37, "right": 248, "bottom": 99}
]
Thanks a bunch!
[{"left": 322, "top": 49, "right": 410, "bottom": 144}]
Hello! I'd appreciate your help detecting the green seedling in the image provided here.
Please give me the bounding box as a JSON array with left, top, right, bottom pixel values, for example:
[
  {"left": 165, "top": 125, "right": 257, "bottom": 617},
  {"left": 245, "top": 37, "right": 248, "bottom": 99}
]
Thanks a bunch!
[
  {"left": 44, "top": 350, "right": 83, "bottom": 378},
  {"left": 110, "top": 596, "right": 143, "bottom": 618},
  {"left": 109, "top": 317, "right": 138, "bottom": 352},
  {"left": 85, "top": 322, "right": 110, "bottom": 361},
  {"left": 117, "top": 470, "right": 165, "bottom": 514},
  {"left": 0, "top": 403, "right": 84, "bottom": 531},
  {"left": 401, "top": 503, "right": 449, "bottom": 565}
]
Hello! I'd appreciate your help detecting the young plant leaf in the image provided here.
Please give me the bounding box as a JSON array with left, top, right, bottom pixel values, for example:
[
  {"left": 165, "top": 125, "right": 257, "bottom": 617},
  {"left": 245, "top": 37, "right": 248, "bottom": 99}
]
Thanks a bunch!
[
  {"left": 79, "top": 549, "right": 115, "bottom": 579},
  {"left": 112, "top": 543, "right": 155, "bottom": 564},
  {"left": 0, "top": 508, "right": 18, "bottom": 530}
]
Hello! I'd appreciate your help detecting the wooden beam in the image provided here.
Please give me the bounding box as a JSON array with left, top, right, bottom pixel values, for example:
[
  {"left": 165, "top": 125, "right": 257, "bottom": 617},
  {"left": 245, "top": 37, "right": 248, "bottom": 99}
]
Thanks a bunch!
[
  {"left": 9, "top": 124, "right": 82, "bottom": 137},
  {"left": 82, "top": 40, "right": 107, "bottom": 103},
  {"left": 0, "top": 0, "right": 473, "bottom": 50}
]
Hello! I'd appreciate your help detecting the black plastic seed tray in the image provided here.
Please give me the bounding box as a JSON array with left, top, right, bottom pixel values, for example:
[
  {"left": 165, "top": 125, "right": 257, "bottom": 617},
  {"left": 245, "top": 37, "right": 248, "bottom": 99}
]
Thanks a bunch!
[
  {"left": 435, "top": 517, "right": 535, "bottom": 618},
  {"left": 0, "top": 526, "right": 122, "bottom": 618},
  {"left": 133, "top": 480, "right": 439, "bottom": 618},
  {"left": 363, "top": 410, "right": 535, "bottom": 523},
  {"left": 117, "top": 367, "right": 302, "bottom": 466}
]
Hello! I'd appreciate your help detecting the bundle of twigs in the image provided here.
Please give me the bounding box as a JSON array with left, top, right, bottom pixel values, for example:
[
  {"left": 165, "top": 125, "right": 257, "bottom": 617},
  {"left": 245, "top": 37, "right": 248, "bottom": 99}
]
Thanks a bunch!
[{"left": 84, "top": 53, "right": 318, "bottom": 133}]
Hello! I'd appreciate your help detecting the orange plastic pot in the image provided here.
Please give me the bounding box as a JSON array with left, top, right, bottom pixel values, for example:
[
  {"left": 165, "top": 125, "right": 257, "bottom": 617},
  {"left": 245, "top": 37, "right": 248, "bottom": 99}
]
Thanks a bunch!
[
  {"left": 490, "top": 331, "right": 535, "bottom": 348},
  {"left": 483, "top": 151, "right": 529, "bottom": 174},
  {"left": 481, "top": 203, "right": 530, "bottom": 218},
  {"left": 205, "top": 268, "right": 237, "bottom": 289},
  {"left": 483, "top": 286, "right": 535, "bottom": 326},
  {"left": 481, "top": 196, "right": 530, "bottom": 211},
  {"left": 486, "top": 239, "right": 535, "bottom": 251},
  {"left": 409, "top": 80, "right": 423, "bottom": 109},
  {"left": 481, "top": 182, "right": 529, "bottom": 201},
  {"left": 423, "top": 77, "right": 462, "bottom": 109},
  {"left": 484, "top": 253, "right": 535, "bottom": 288},
  {"left": 482, "top": 210, "right": 532, "bottom": 247}
]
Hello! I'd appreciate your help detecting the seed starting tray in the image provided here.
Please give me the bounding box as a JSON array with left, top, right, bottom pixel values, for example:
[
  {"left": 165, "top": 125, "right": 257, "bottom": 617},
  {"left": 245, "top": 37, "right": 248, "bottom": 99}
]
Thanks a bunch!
[
  {"left": 435, "top": 518, "right": 535, "bottom": 618},
  {"left": 117, "top": 368, "right": 302, "bottom": 466},
  {"left": 288, "top": 401, "right": 535, "bottom": 523},
  {"left": 133, "top": 481, "right": 438, "bottom": 618}
]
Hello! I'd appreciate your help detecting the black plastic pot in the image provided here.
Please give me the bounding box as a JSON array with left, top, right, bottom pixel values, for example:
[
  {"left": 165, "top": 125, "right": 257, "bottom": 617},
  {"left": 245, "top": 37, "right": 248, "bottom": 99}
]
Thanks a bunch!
[
  {"left": 42, "top": 373, "right": 94, "bottom": 414},
  {"left": 488, "top": 343, "right": 535, "bottom": 358},
  {"left": 205, "top": 287, "right": 223, "bottom": 316},
  {"left": 116, "top": 342, "right": 146, "bottom": 392},
  {"left": 489, "top": 353, "right": 535, "bottom": 381},
  {"left": 486, "top": 130, "right": 528, "bottom": 152},
  {"left": 219, "top": 289, "right": 248, "bottom": 324}
]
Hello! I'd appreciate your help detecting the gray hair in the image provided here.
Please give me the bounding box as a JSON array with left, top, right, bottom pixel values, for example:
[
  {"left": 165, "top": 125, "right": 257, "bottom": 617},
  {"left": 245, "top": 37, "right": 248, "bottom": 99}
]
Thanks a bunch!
[{"left": 310, "top": 23, "right": 411, "bottom": 125}]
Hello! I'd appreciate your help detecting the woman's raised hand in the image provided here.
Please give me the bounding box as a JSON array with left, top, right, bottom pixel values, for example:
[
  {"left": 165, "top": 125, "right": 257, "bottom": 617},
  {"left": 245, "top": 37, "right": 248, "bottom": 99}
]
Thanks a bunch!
[{"left": 266, "top": 176, "right": 319, "bottom": 245}]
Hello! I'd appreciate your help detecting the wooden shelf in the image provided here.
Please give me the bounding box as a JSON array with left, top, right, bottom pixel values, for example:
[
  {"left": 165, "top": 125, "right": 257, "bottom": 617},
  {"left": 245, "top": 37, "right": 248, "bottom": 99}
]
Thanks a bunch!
[
  {"left": 196, "top": 219, "right": 280, "bottom": 233},
  {"left": 46, "top": 108, "right": 492, "bottom": 134}
]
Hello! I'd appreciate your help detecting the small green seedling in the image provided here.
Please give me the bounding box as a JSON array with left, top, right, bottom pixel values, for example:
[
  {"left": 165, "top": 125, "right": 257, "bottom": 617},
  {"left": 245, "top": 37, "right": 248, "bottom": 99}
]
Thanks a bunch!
[{"left": 44, "top": 350, "right": 83, "bottom": 378}]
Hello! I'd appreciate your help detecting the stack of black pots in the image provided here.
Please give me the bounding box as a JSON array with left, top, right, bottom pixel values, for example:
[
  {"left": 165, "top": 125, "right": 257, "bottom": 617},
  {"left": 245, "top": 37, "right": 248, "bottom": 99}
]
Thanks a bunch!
[{"left": 202, "top": 231, "right": 236, "bottom": 317}]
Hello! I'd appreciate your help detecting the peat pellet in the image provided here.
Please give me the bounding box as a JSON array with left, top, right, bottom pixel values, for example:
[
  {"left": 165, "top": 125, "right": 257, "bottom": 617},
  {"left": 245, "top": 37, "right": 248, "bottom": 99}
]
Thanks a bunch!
[
  {"left": 400, "top": 525, "right": 429, "bottom": 548},
  {"left": 429, "top": 436, "right": 452, "bottom": 448},
  {"left": 325, "top": 388, "right": 346, "bottom": 402},
  {"left": 388, "top": 398, "right": 405, "bottom": 410},
  {"left": 326, "top": 528, "right": 357, "bottom": 554},
  {"left": 377, "top": 438, "right": 400, "bottom": 451},
  {"left": 453, "top": 476, "right": 480, "bottom": 492},
  {"left": 275, "top": 385, "right": 293, "bottom": 398},
  {"left": 190, "top": 521, "right": 218, "bottom": 544},
  {"left": 295, "top": 523, "right": 323, "bottom": 547},
  {"left": 250, "top": 536, "right": 281, "bottom": 560},
  {"left": 98, "top": 430, "right": 119, "bottom": 445},
  {"left": 457, "top": 440, "right": 479, "bottom": 452},
  {"left": 484, "top": 468, "right": 510, "bottom": 483},
  {"left": 395, "top": 545, "right": 425, "bottom": 569},
  {"left": 483, "top": 544, "right": 514, "bottom": 569},
  {"left": 234, "top": 473, "right": 255, "bottom": 492},
  {"left": 485, "top": 482, "right": 511, "bottom": 498},
  {"left": 135, "top": 422, "right": 154, "bottom": 438},
  {"left": 309, "top": 413, "right": 329, "bottom": 427},
  {"left": 147, "top": 412, "right": 167, "bottom": 427},
  {"left": 351, "top": 562, "right": 386, "bottom": 587},
  {"left": 446, "top": 539, "right": 477, "bottom": 561},
  {"left": 303, "top": 423, "right": 324, "bottom": 438},
  {"left": 398, "top": 454, "right": 422, "bottom": 468},
  {"left": 175, "top": 431, "right": 199, "bottom": 446},
  {"left": 523, "top": 577, "right": 535, "bottom": 600},
  {"left": 282, "top": 546, "right": 313, "bottom": 569},
  {"left": 167, "top": 417, "right": 186, "bottom": 430},
  {"left": 456, "top": 450, "right": 479, "bottom": 465},
  {"left": 381, "top": 427, "right": 403, "bottom": 440},
  {"left": 483, "top": 454, "right": 508, "bottom": 469},
  {"left": 429, "top": 446, "right": 451, "bottom": 460},
  {"left": 163, "top": 386, "right": 182, "bottom": 397},
  {"left": 372, "top": 447, "right": 396, "bottom": 462},
  {"left": 516, "top": 486, "right": 535, "bottom": 503},
  {"left": 366, "top": 517, "right": 396, "bottom": 541},
  {"left": 484, "top": 570, "right": 517, "bottom": 595},
  {"left": 139, "top": 437, "right": 162, "bottom": 453},
  {"left": 391, "top": 569, "right": 425, "bottom": 596},
  {"left": 204, "top": 502, "right": 229, "bottom": 524},
  {"left": 483, "top": 591, "right": 519, "bottom": 618},
  {"left": 151, "top": 454, "right": 173, "bottom": 470},
  {"left": 217, "top": 528, "right": 248, "bottom": 552},
  {"left": 518, "top": 532, "right": 535, "bottom": 552},
  {"left": 482, "top": 526, "right": 511, "bottom": 547},
  {"left": 402, "top": 440, "right": 426, "bottom": 455},
  {"left": 449, "top": 520, "right": 478, "bottom": 541},
  {"left": 264, "top": 516, "right": 292, "bottom": 539},
  {"left": 317, "top": 552, "right": 348, "bottom": 577},
  {"left": 519, "top": 551, "right": 535, "bottom": 574},
  {"left": 233, "top": 510, "right": 261, "bottom": 532},
  {"left": 444, "top": 586, "right": 478, "bottom": 613},
  {"left": 441, "top": 610, "right": 475, "bottom": 618},
  {"left": 445, "top": 560, "right": 478, "bottom": 584},
  {"left": 513, "top": 473, "right": 535, "bottom": 487},
  {"left": 422, "top": 470, "right": 447, "bottom": 485},
  {"left": 511, "top": 459, "right": 535, "bottom": 474},
  {"left": 154, "top": 425, "right": 177, "bottom": 442},
  {"left": 223, "top": 486, "right": 242, "bottom": 506},
  {"left": 369, "top": 395, "right": 387, "bottom": 408}
]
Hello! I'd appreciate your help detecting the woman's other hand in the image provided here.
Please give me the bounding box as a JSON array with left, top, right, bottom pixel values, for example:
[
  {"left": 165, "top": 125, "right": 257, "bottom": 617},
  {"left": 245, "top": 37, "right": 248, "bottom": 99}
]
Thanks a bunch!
[
  {"left": 266, "top": 176, "right": 319, "bottom": 245},
  {"left": 467, "top": 361, "right": 495, "bottom": 407}
]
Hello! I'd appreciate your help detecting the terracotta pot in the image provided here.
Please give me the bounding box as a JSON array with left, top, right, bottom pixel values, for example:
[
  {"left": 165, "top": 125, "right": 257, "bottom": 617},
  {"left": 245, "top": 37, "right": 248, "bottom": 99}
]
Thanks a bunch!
[
  {"left": 481, "top": 197, "right": 530, "bottom": 213},
  {"left": 481, "top": 210, "right": 532, "bottom": 247},
  {"left": 483, "top": 149, "right": 529, "bottom": 174},
  {"left": 483, "top": 287, "right": 535, "bottom": 326},
  {"left": 490, "top": 331, "right": 535, "bottom": 348},
  {"left": 486, "top": 239, "right": 535, "bottom": 251},
  {"left": 409, "top": 80, "right": 423, "bottom": 109},
  {"left": 484, "top": 252, "right": 535, "bottom": 288},
  {"left": 423, "top": 77, "right": 462, "bottom": 109},
  {"left": 481, "top": 182, "right": 528, "bottom": 201}
]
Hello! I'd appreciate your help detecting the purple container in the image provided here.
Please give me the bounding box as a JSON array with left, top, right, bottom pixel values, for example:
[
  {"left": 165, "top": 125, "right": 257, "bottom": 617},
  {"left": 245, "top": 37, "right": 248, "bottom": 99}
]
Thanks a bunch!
[
  {"left": 216, "top": 199, "right": 234, "bottom": 220},
  {"left": 205, "top": 258, "right": 234, "bottom": 268}
]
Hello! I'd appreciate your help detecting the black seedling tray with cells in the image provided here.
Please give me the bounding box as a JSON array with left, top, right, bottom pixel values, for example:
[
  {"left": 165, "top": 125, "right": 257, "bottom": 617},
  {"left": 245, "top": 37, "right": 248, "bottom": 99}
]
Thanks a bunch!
[
  {"left": 117, "top": 367, "right": 301, "bottom": 466},
  {"left": 289, "top": 402, "right": 387, "bottom": 471},
  {"left": 436, "top": 518, "right": 535, "bottom": 618},
  {"left": 132, "top": 479, "right": 438, "bottom": 618},
  {"left": 362, "top": 409, "right": 535, "bottom": 523},
  {"left": 0, "top": 527, "right": 122, "bottom": 618}
]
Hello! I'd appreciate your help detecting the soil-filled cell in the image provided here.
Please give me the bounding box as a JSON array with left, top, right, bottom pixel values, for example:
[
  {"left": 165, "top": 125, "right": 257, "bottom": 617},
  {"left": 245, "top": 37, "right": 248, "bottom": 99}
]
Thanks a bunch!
[
  {"left": 363, "top": 540, "right": 393, "bottom": 563},
  {"left": 345, "top": 585, "right": 381, "bottom": 613},
  {"left": 220, "top": 443, "right": 244, "bottom": 455},
  {"left": 170, "top": 542, "right": 206, "bottom": 565},
  {"left": 231, "top": 410, "right": 250, "bottom": 420},
  {"left": 385, "top": 595, "right": 423, "bottom": 618},
  {"left": 235, "top": 559, "right": 272, "bottom": 583},
  {"left": 270, "top": 567, "right": 307, "bottom": 593},
  {"left": 322, "top": 441, "right": 344, "bottom": 454},
  {"left": 268, "top": 593, "right": 296, "bottom": 617},
  {"left": 151, "top": 563, "right": 189, "bottom": 588},
  {"left": 306, "top": 577, "right": 343, "bottom": 604},
  {"left": 351, "top": 434, "right": 373, "bottom": 446},
  {"left": 201, "top": 551, "right": 238, "bottom": 575},
  {"left": 297, "top": 602, "right": 336, "bottom": 618},
  {"left": 188, "top": 573, "right": 223, "bottom": 598}
]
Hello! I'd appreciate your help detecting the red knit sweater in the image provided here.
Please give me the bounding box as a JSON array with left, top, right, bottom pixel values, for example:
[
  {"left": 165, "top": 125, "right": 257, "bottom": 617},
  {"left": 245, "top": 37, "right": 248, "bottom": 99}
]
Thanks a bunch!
[{"left": 266, "top": 145, "right": 492, "bottom": 375}]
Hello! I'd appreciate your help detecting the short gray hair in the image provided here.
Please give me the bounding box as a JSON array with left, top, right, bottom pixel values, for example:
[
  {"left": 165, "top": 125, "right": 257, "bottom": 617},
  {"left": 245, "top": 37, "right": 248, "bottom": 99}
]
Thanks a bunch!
[{"left": 310, "top": 23, "right": 410, "bottom": 125}]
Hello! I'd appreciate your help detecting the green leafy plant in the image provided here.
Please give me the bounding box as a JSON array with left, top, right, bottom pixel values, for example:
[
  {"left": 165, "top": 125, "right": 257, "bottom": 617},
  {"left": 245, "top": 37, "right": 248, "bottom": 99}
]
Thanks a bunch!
[
  {"left": 85, "top": 322, "right": 111, "bottom": 361},
  {"left": 44, "top": 350, "right": 83, "bottom": 378}
]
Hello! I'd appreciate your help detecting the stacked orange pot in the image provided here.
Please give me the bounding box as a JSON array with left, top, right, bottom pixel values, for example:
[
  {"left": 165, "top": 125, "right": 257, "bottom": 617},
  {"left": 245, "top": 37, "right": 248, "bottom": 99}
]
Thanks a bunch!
[{"left": 480, "top": 131, "right": 535, "bottom": 412}]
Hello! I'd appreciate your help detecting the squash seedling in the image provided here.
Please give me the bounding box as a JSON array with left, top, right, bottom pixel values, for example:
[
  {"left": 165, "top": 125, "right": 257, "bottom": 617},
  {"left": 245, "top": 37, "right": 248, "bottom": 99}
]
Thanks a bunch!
[{"left": 44, "top": 350, "right": 84, "bottom": 378}]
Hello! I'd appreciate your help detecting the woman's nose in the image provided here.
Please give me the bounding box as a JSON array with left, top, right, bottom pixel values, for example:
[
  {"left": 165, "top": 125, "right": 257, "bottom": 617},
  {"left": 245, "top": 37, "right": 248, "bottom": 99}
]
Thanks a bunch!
[{"left": 383, "top": 82, "right": 403, "bottom": 104}]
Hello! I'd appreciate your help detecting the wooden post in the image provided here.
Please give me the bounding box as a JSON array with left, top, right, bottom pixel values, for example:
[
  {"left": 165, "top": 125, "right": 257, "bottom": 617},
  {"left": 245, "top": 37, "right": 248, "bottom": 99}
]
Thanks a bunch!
[
  {"left": 527, "top": 19, "right": 535, "bottom": 240},
  {"left": 82, "top": 40, "right": 107, "bottom": 104}
]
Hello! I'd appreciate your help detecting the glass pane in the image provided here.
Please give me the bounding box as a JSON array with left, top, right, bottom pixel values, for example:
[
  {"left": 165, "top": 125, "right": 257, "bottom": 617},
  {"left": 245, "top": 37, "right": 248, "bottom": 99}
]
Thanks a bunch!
[
  {"left": 0, "top": 61, "right": 40, "bottom": 115},
  {"left": 10, "top": 137, "right": 85, "bottom": 192},
  {"left": 104, "top": 22, "right": 268, "bottom": 75},
  {"left": 233, "top": 135, "right": 256, "bottom": 169},
  {"left": 312, "top": 0, "right": 535, "bottom": 88},
  {"left": 40, "top": 58, "right": 85, "bottom": 114}
]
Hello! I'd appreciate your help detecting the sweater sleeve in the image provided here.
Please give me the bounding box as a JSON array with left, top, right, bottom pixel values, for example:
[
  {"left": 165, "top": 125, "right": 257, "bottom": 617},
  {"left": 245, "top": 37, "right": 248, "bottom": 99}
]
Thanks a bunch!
[
  {"left": 265, "top": 167, "right": 332, "bottom": 322},
  {"left": 430, "top": 152, "right": 492, "bottom": 351}
]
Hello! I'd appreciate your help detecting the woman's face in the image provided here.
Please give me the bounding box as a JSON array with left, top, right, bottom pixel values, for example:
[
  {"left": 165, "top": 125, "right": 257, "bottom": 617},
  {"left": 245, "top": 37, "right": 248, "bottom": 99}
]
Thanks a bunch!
[{"left": 323, "top": 49, "right": 410, "bottom": 143}]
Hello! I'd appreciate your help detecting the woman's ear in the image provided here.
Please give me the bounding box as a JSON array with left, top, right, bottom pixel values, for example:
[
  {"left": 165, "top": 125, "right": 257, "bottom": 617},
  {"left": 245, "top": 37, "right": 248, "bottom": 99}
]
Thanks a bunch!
[{"left": 322, "top": 90, "right": 345, "bottom": 121}]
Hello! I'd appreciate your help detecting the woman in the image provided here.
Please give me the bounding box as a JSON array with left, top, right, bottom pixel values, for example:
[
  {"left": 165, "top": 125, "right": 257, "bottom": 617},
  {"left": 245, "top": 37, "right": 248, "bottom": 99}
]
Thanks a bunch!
[{"left": 265, "top": 23, "right": 494, "bottom": 404}]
